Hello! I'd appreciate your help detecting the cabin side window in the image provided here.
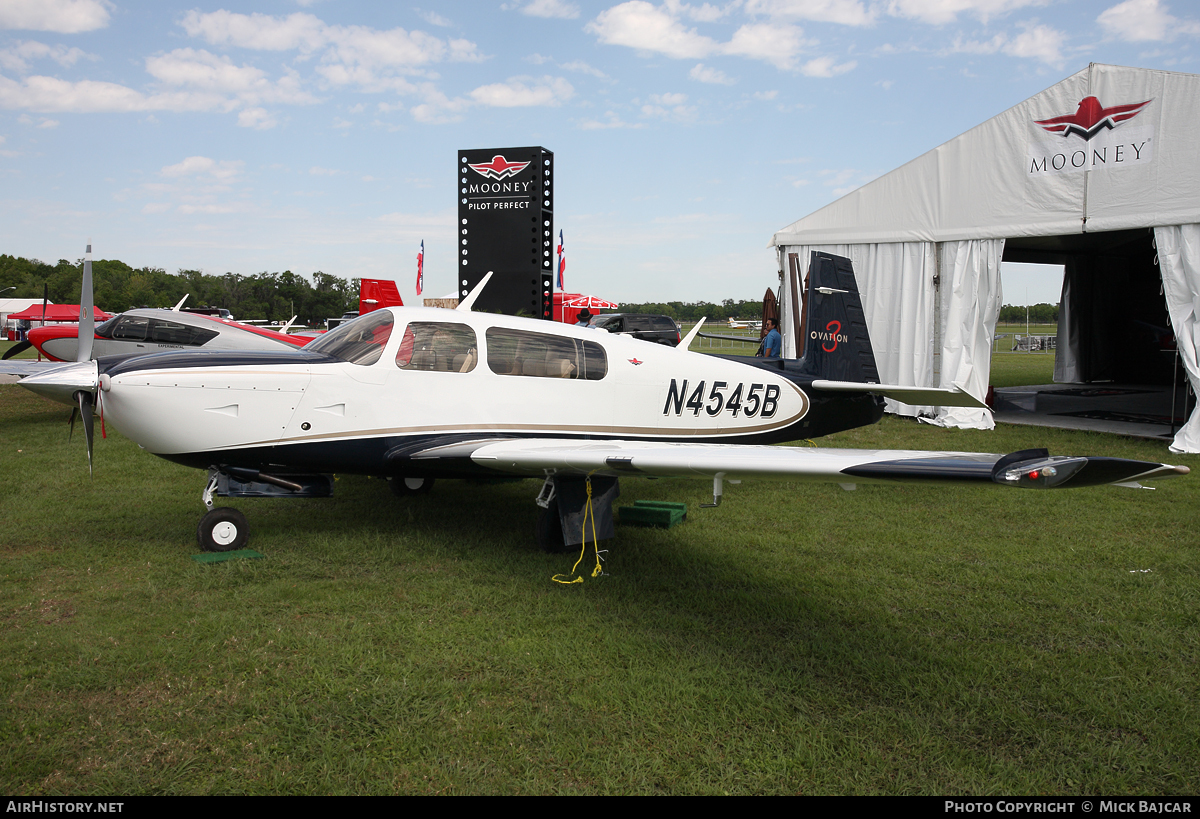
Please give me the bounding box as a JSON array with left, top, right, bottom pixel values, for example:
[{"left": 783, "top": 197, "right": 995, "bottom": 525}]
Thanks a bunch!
[
  {"left": 148, "top": 318, "right": 219, "bottom": 346},
  {"left": 395, "top": 322, "right": 478, "bottom": 372},
  {"left": 484, "top": 327, "right": 607, "bottom": 380},
  {"left": 110, "top": 315, "right": 149, "bottom": 341}
]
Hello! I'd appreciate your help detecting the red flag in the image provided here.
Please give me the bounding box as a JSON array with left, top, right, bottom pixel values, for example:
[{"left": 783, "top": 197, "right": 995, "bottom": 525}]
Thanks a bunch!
[
  {"left": 416, "top": 240, "right": 424, "bottom": 296},
  {"left": 557, "top": 230, "right": 565, "bottom": 290}
]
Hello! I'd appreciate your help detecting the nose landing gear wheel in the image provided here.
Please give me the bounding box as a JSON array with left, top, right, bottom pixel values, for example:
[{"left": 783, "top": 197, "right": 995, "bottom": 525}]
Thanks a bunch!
[
  {"left": 389, "top": 476, "right": 434, "bottom": 497},
  {"left": 198, "top": 507, "right": 249, "bottom": 552}
]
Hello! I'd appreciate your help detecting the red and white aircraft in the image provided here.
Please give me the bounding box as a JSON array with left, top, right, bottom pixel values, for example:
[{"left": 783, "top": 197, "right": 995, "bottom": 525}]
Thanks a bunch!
[
  {"left": 18, "top": 252, "right": 1188, "bottom": 553},
  {"left": 21, "top": 307, "right": 310, "bottom": 362},
  {"left": 3, "top": 251, "right": 406, "bottom": 375}
]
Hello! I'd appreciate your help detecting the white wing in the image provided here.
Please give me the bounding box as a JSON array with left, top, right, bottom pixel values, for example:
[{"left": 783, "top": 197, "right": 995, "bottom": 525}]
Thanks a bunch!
[{"left": 404, "top": 438, "right": 1189, "bottom": 491}]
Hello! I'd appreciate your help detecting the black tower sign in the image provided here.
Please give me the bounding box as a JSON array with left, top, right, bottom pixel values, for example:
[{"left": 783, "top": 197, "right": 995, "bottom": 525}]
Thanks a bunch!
[{"left": 457, "top": 146, "right": 553, "bottom": 318}]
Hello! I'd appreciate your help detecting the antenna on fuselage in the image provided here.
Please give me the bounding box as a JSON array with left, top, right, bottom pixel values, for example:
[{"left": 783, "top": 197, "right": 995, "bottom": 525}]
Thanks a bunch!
[
  {"left": 679, "top": 317, "right": 707, "bottom": 348},
  {"left": 456, "top": 271, "right": 494, "bottom": 312},
  {"left": 171, "top": 294, "right": 189, "bottom": 311}
]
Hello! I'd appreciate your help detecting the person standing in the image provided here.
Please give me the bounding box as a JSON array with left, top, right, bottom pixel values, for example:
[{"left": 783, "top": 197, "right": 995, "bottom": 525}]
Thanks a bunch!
[{"left": 760, "top": 317, "right": 782, "bottom": 358}]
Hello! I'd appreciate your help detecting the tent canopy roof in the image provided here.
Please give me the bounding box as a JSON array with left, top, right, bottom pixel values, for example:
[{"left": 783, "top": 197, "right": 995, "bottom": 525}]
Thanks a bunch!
[
  {"left": 6, "top": 304, "right": 111, "bottom": 321},
  {"left": 772, "top": 64, "right": 1200, "bottom": 248}
]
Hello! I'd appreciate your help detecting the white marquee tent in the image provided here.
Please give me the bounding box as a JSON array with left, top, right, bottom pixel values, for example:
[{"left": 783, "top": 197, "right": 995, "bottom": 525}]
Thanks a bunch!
[{"left": 771, "top": 63, "right": 1200, "bottom": 453}]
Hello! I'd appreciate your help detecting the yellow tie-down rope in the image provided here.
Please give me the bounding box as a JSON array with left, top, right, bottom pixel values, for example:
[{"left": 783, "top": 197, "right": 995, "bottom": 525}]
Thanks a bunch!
[{"left": 552, "top": 475, "right": 606, "bottom": 585}]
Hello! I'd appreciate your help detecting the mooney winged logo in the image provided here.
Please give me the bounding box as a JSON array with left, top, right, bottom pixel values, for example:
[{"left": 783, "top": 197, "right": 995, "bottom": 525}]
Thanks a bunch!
[
  {"left": 1034, "top": 96, "right": 1152, "bottom": 141},
  {"left": 467, "top": 155, "right": 531, "bottom": 180}
]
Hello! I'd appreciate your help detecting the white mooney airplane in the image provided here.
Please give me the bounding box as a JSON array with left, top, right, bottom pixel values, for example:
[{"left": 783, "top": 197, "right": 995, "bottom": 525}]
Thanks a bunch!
[{"left": 18, "top": 252, "right": 1188, "bottom": 552}]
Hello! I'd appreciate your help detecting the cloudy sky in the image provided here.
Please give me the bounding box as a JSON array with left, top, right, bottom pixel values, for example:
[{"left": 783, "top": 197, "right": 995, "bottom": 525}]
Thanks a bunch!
[{"left": 2, "top": 0, "right": 1197, "bottom": 306}]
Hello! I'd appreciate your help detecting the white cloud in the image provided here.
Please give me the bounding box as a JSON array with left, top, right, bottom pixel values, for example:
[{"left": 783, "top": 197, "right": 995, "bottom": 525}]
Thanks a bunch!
[
  {"left": 161, "top": 156, "right": 244, "bottom": 181},
  {"left": 743, "top": 0, "right": 875, "bottom": 25},
  {"left": 141, "top": 202, "right": 172, "bottom": 214},
  {"left": 177, "top": 202, "right": 249, "bottom": 215},
  {"left": 180, "top": 10, "right": 483, "bottom": 69},
  {"left": 0, "top": 41, "right": 93, "bottom": 72},
  {"left": 588, "top": 3, "right": 811, "bottom": 69},
  {"left": 671, "top": 1, "right": 734, "bottom": 22},
  {"left": 309, "top": 166, "right": 338, "bottom": 176},
  {"left": 753, "top": 89, "right": 778, "bottom": 99},
  {"left": 690, "top": 63, "right": 735, "bottom": 84},
  {"left": 0, "top": 0, "right": 111, "bottom": 33},
  {"left": 179, "top": 10, "right": 484, "bottom": 99},
  {"left": 409, "top": 89, "right": 470, "bottom": 123},
  {"left": 416, "top": 10, "right": 454, "bottom": 27},
  {"left": 820, "top": 167, "right": 877, "bottom": 196},
  {"left": 237, "top": 107, "right": 276, "bottom": 129},
  {"left": 468, "top": 76, "right": 574, "bottom": 107},
  {"left": 577, "top": 110, "right": 645, "bottom": 129},
  {"left": 1003, "top": 21, "right": 1065, "bottom": 65},
  {"left": 587, "top": 1, "right": 719, "bottom": 59},
  {"left": 0, "top": 74, "right": 227, "bottom": 113},
  {"left": 945, "top": 21, "right": 1066, "bottom": 66},
  {"left": 724, "top": 22, "right": 809, "bottom": 69},
  {"left": 36, "top": 117, "right": 58, "bottom": 128},
  {"left": 560, "top": 59, "right": 608, "bottom": 78},
  {"left": 180, "top": 10, "right": 328, "bottom": 52},
  {"left": 519, "top": 0, "right": 581, "bottom": 18},
  {"left": 1096, "top": 0, "right": 1200, "bottom": 42},
  {"left": 145, "top": 49, "right": 319, "bottom": 106},
  {"left": 641, "top": 91, "right": 697, "bottom": 121},
  {"left": 885, "top": 0, "right": 1048, "bottom": 26},
  {"left": 799, "top": 56, "right": 856, "bottom": 76}
]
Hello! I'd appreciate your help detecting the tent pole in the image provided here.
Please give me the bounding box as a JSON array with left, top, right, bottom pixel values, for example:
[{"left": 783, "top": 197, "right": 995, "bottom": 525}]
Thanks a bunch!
[{"left": 933, "top": 243, "right": 942, "bottom": 387}]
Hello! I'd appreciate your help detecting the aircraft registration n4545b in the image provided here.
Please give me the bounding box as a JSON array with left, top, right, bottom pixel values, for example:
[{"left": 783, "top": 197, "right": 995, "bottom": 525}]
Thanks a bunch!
[{"left": 18, "top": 252, "right": 1189, "bottom": 553}]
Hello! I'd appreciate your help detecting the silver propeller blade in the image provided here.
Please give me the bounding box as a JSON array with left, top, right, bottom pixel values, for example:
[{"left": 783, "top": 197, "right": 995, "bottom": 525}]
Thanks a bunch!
[
  {"left": 75, "top": 389, "right": 95, "bottom": 477},
  {"left": 77, "top": 242, "right": 94, "bottom": 362}
]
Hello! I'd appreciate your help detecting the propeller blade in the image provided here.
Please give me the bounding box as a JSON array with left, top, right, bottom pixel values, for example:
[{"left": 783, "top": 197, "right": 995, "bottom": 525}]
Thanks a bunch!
[
  {"left": 68, "top": 405, "right": 78, "bottom": 442},
  {"left": 76, "top": 242, "right": 94, "bottom": 362},
  {"left": 1, "top": 340, "right": 32, "bottom": 360},
  {"left": 79, "top": 390, "right": 95, "bottom": 477}
]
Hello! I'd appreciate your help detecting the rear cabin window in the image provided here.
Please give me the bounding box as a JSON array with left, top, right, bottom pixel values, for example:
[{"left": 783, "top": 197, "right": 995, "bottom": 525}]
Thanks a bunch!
[
  {"left": 148, "top": 318, "right": 219, "bottom": 346},
  {"left": 306, "top": 310, "right": 394, "bottom": 366},
  {"left": 485, "top": 327, "right": 607, "bottom": 380},
  {"left": 395, "top": 322, "right": 478, "bottom": 372}
]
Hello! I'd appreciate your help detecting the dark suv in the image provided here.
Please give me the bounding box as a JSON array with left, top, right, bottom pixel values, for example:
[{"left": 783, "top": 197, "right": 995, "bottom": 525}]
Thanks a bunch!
[{"left": 589, "top": 313, "right": 681, "bottom": 346}]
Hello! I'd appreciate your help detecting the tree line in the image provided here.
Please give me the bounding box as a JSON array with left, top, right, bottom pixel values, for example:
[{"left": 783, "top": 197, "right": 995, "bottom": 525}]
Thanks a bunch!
[
  {"left": 622, "top": 300, "right": 1059, "bottom": 325},
  {"left": 614, "top": 298, "right": 765, "bottom": 322},
  {"left": 0, "top": 254, "right": 358, "bottom": 326},
  {"left": 998, "top": 303, "right": 1059, "bottom": 324}
]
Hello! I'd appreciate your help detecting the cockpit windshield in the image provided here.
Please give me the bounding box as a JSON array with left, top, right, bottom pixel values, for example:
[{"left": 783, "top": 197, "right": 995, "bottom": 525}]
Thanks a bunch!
[{"left": 306, "top": 310, "right": 394, "bottom": 365}]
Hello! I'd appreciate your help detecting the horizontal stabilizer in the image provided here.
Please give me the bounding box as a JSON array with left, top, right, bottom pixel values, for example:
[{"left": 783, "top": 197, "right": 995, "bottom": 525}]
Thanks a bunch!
[
  {"left": 698, "top": 331, "right": 760, "bottom": 345},
  {"left": 812, "top": 379, "right": 988, "bottom": 409}
]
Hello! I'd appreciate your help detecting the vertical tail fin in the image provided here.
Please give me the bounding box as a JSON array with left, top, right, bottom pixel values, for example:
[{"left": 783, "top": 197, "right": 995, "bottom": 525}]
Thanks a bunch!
[
  {"left": 796, "top": 252, "right": 880, "bottom": 383},
  {"left": 359, "top": 278, "right": 405, "bottom": 314}
]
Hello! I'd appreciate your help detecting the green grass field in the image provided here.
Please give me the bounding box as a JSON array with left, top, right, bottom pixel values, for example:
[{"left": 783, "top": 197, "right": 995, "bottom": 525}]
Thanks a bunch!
[{"left": 2, "top": 337, "right": 1198, "bottom": 794}]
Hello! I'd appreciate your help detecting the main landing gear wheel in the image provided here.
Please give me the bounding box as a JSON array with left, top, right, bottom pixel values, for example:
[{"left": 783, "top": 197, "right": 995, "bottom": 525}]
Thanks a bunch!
[
  {"left": 197, "top": 507, "right": 249, "bottom": 552},
  {"left": 389, "top": 476, "right": 434, "bottom": 497}
]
